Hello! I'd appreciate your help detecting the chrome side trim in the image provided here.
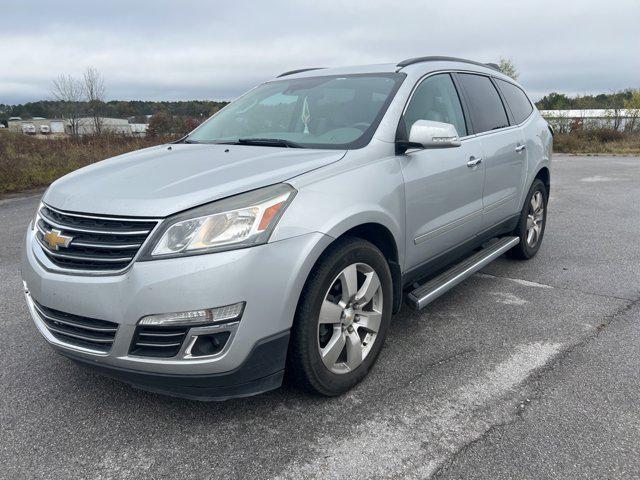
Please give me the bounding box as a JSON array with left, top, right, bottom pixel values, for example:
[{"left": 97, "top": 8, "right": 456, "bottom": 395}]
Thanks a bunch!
[
  {"left": 414, "top": 209, "right": 482, "bottom": 245},
  {"left": 407, "top": 236, "right": 520, "bottom": 310},
  {"left": 483, "top": 193, "right": 517, "bottom": 214}
]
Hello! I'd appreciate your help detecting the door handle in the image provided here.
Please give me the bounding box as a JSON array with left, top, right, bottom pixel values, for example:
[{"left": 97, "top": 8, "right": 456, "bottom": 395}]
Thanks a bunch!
[
  {"left": 467, "top": 157, "right": 482, "bottom": 167},
  {"left": 515, "top": 144, "right": 526, "bottom": 153}
]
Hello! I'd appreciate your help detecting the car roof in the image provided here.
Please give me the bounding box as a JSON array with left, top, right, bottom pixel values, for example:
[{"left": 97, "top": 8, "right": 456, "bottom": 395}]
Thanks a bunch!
[{"left": 273, "top": 56, "right": 513, "bottom": 84}]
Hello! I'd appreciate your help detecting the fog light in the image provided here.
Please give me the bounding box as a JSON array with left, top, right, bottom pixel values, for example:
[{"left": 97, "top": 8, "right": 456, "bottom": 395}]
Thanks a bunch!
[
  {"left": 190, "top": 332, "right": 231, "bottom": 357},
  {"left": 138, "top": 302, "right": 245, "bottom": 327}
]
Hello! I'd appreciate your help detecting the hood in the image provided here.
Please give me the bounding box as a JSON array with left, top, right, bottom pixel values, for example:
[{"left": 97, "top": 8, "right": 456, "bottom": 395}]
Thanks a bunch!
[{"left": 44, "top": 143, "right": 346, "bottom": 217}]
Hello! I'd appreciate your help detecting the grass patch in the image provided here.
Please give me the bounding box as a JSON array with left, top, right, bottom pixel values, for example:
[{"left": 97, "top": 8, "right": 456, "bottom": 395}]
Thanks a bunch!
[
  {"left": 553, "top": 130, "right": 640, "bottom": 155},
  {"left": 0, "top": 131, "right": 175, "bottom": 195}
]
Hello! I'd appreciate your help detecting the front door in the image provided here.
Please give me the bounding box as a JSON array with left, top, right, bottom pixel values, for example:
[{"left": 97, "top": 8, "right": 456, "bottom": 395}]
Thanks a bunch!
[{"left": 399, "top": 73, "right": 485, "bottom": 270}]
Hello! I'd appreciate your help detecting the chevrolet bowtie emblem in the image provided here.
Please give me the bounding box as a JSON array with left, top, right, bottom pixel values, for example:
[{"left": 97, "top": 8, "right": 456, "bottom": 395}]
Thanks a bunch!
[{"left": 43, "top": 229, "right": 73, "bottom": 250}]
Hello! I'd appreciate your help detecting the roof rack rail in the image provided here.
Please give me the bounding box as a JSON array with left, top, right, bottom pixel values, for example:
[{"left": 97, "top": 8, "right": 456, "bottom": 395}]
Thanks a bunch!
[
  {"left": 396, "top": 56, "right": 502, "bottom": 72},
  {"left": 277, "top": 67, "right": 325, "bottom": 78}
]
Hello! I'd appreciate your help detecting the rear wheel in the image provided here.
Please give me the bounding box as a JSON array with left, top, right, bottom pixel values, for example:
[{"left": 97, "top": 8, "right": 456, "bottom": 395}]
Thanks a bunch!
[
  {"left": 508, "top": 178, "right": 548, "bottom": 260},
  {"left": 288, "top": 237, "right": 393, "bottom": 396}
]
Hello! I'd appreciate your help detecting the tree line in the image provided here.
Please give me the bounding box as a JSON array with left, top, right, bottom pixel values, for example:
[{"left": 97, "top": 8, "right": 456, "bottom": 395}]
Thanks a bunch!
[
  {"left": 0, "top": 99, "right": 228, "bottom": 123},
  {"left": 535, "top": 90, "right": 639, "bottom": 110},
  {"left": 4, "top": 91, "right": 635, "bottom": 123}
]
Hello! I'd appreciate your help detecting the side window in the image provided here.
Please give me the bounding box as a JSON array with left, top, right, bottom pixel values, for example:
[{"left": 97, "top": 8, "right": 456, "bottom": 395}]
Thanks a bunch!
[
  {"left": 495, "top": 79, "right": 533, "bottom": 124},
  {"left": 403, "top": 74, "right": 467, "bottom": 137},
  {"left": 457, "top": 74, "right": 509, "bottom": 133}
]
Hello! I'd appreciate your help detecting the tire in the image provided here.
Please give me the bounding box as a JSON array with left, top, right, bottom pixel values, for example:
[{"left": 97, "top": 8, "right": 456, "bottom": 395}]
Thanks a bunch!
[
  {"left": 507, "top": 178, "right": 548, "bottom": 260},
  {"left": 287, "top": 237, "right": 393, "bottom": 396}
]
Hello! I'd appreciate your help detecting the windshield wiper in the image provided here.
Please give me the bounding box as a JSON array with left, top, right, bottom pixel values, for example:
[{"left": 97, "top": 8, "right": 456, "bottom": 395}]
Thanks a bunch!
[{"left": 237, "top": 138, "right": 304, "bottom": 148}]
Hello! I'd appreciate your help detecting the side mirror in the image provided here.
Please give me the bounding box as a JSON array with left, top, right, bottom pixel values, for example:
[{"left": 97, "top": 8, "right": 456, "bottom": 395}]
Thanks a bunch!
[{"left": 403, "top": 120, "right": 461, "bottom": 150}]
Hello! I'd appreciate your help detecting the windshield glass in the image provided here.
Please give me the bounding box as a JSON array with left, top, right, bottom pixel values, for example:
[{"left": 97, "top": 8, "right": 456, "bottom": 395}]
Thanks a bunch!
[{"left": 187, "top": 73, "right": 405, "bottom": 149}]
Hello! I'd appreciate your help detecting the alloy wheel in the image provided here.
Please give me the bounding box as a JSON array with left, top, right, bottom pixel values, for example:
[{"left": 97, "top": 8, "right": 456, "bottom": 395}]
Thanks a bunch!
[
  {"left": 317, "top": 263, "right": 383, "bottom": 374},
  {"left": 526, "top": 190, "right": 545, "bottom": 247}
]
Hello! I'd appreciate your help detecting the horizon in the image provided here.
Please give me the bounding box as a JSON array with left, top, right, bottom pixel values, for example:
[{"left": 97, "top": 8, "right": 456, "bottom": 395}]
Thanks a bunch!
[{"left": 3, "top": 87, "right": 640, "bottom": 109}]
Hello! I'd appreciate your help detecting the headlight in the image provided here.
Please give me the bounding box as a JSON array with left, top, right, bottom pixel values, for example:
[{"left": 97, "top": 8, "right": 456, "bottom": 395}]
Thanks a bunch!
[
  {"left": 31, "top": 202, "right": 44, "bottom": 231},
  {"left": 141, "top": 183, "right": 296, "bottom": 259}
]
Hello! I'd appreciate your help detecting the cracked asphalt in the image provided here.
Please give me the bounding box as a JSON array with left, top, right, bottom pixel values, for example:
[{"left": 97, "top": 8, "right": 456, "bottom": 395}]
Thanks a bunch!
[{"left": 1, "top": 155, "right": 639, "bottom": 479}]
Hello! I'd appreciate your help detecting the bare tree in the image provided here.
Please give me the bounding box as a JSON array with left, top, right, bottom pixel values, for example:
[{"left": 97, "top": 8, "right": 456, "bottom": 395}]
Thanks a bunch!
[
  {"left": 51, "top": 74, "right": 84, "bottom": 135},
  {"left": 83, "top": 67, "right": 106, "bottom": 135},
  {"left": 498, "top": 58, "right": 519, "bottom": 80}
]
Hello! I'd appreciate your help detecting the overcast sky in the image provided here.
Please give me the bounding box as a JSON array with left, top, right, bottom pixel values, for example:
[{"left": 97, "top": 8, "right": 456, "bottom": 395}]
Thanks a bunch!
[{"left": 2, "top": 0, "right": 638, "bottom": 104}]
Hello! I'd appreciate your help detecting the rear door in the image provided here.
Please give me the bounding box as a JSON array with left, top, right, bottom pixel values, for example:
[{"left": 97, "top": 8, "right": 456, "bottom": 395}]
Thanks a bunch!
[
  {"left": 456, "top": 73, "right": 527, "bottom": 230},
  {"left": 399, "top": 73, "right": 485, "bottom": 270}
]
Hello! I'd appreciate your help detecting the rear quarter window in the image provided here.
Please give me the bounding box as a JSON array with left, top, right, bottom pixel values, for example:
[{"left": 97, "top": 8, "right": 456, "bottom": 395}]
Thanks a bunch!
[
  {"left": 457, "top": 74, "right": 509, "bottom": 134},
  {"left": 495, "top": 79, "right": 534, "bottom": 124}
]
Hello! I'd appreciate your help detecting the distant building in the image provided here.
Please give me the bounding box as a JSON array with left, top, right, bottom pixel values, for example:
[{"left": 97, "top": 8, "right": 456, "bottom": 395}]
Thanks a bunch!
[
  {"left": 6, "top": 116, "right": 145, "bottom": 136},
  {"left": 8, "top": 117, "right": 65, "bottom": 134},
  {"left": 540, "top": 109, "right": 639, "bottom": 133},
  {"left": 50, "top": 120, "right": 65, "bottom": 134},
  {"left": 74, "top": 117, "right": 131, "bottom": 135}
]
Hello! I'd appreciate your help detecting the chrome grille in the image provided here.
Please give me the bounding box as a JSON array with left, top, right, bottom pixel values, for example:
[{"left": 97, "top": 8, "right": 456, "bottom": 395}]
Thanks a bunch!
[
  {"left": 129, "top": 325, "right": 189, "bottom": 358},
  {"left": 32, "top": 300, "right": 118, "bottom": 353},
  {"left": 35, "top": 204, "right": 158, "bottom": 272}
]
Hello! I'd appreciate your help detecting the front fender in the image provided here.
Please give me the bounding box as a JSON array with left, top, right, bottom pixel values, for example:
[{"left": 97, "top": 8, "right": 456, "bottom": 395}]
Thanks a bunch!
[{"left": 271, "top": 155, "right": 406, "bottom": 269}]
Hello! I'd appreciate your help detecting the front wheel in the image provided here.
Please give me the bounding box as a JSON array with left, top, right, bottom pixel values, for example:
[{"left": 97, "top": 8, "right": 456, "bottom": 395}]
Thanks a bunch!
[
  {"left": 508, "top": 178, "right": 548, "bottom": 260},
  {"left": 288, "top": 237, "right": 393, "bottom": 396}
]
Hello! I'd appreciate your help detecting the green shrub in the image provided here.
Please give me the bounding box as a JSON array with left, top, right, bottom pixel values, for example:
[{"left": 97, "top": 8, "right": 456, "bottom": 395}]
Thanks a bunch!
[{"left": 553, "top": 130, "right": 640, "bottom": 155}]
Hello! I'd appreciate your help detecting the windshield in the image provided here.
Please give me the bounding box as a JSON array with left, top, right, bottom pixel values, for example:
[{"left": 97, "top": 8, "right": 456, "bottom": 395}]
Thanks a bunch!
[{"left": 186, "top": 73, "right": 405, "bottom": 149}]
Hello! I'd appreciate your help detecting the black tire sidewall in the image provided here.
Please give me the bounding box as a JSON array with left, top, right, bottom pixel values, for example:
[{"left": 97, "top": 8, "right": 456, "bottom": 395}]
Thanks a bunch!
[
  {"left": 513, "top": 179, "right": 548, "bottom": 259},
  {"left": 291, "top": 238, "right": 393, "bottom": 396}
]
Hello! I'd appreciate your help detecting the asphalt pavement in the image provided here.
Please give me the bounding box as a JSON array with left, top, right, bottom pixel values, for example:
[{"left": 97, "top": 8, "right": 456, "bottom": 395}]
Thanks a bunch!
[{"left": 1, "top": 155, "right": 639, "bottom": 479}]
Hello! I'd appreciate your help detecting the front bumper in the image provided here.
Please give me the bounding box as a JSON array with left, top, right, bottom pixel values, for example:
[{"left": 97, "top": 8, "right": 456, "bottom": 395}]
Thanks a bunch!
[
  {"left": 22, "top": 228, "right": 332, "bottom": 399},
  {"left": 58, "top": 331, "right": 290, "bottom": 401}
]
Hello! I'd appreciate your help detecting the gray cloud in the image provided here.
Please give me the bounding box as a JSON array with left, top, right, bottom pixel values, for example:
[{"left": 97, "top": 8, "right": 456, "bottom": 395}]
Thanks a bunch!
[{"left": 2, "top": 0, "right": 638, "bottom": 104}]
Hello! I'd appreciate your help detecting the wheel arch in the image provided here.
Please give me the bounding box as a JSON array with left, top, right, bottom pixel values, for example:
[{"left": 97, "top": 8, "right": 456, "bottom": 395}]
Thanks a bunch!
[
  {"left": 535, "top": 166, "right": 551, "bottom": 196},
  {"left": 319, "top": 221, "right": 403, "bottom": 314}
]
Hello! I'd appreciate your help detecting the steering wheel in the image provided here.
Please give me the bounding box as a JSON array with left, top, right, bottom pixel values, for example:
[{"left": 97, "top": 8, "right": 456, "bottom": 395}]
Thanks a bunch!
[{"left": 348, "top": 122, "right": 371, "bottom": 132}]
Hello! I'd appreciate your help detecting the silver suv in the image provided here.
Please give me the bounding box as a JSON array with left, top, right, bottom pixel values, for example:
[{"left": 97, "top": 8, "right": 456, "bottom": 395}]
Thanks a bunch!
[{"left": 21, "top": 57, "right": 551, "bottom": 400}]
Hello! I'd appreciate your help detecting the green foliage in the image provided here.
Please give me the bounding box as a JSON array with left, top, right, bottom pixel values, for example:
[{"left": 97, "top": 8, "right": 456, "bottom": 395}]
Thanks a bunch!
[
  {"left": 536, "top": 90, "right": 636, "bottom": 110},
  {"left": 498, "top": 58, "right": 519, "bottom": 80},
  {"left": 147, "top": 113, "right": 201, "bottom": 137},
  {"left": 147, "top": 112, "right": 174, "bottom": 137}
]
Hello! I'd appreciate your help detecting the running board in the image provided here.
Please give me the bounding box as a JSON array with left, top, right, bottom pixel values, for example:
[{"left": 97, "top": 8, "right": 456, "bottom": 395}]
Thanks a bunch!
[{"left": 407, "top": 236, "right": 520, "bottom": 310}]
